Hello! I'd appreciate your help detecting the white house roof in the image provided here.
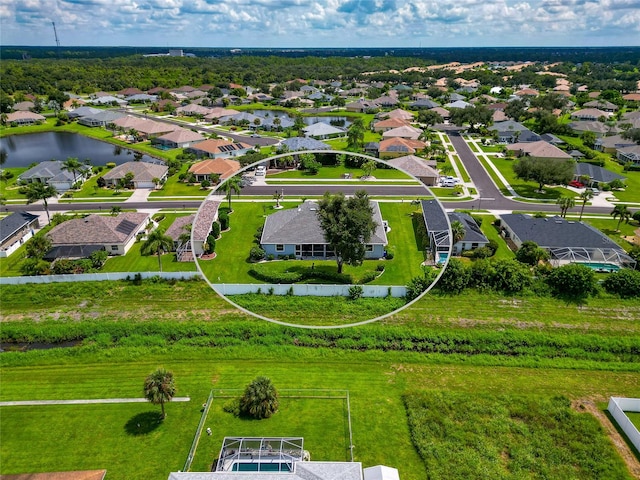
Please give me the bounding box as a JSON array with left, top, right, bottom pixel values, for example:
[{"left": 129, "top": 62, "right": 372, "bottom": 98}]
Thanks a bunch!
[
  {"left": 363, "top": 465, "right": 400, "bottom": 480},
  {"left": 303, "top": 122, "right": 345, "bottom": 136}
]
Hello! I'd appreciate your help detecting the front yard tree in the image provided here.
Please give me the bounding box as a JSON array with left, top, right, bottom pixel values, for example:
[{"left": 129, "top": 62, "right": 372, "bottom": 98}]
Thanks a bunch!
[
  {"left": 61, "top": 157, "right": 85, "bottom": 187},
  {"left": 512, "top": 157, "right": 575, "bottom": 193},
  {"left": 347, "top": 118, "right": 365, "bottom": 150},
  {"left": 141, "top": 228, "right": 173, "bottom": 272},
  {"left": 221, "top": 176, "right": 242, "bottom": 212},
  {"left": 239, "top": 376, "right": 279, "bottom": 420},
  {"left": 361, "top": 159, "right": 377, "bottom": 178},
  {"left": 610, "top": 204, "right": 631, "bottom": 232},
  {"left": 556, "top": 196, "right": 575, "bottom": 218},
  {"left": 317, "top": 190, "right": 377, "bottom": 274},
  {"left": 24, "top": 182, "right": 58, "bottom": 225},
  {"left": 450, "top": 220, "right": 466, "bottom": 246},
  {"left": 578, "top": 190, "right": 593, "bottom": 221},
  {"left": 143, "top": 368, "right": 176, "bottom": 420}
]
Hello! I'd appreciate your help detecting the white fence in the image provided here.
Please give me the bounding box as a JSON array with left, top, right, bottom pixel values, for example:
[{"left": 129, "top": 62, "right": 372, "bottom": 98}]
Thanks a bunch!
[
  {"left": 0, "top": 271, "right": 200, "bottom": 285},
  {"left": 213, "top": 283, "right": 407, "bottom": 298},
  {"left": 607, "top": 397, "right": 640, "bottom": 452}
]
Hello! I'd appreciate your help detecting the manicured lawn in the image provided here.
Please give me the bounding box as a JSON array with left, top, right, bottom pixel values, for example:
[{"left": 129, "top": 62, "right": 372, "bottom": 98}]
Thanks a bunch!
[
  {"left": 60, "top": 175, "right": 133, "bottom": 200},
  {"left": 404, "top": 392, "right": 632, "bottom": 479},
  {"left": 270, "top": 165, "right": 411, "bottom": 180},
  {"left": 626, "top": 412, "right": 640, "bottom": 430},
  {"left": 0, "top": 167, "right": 28, "bottom": 200},
  {"left": 478, "top": 214, "right": 515, "bottom": 260},
  {"left": 452, "top": 154, "right": 471, "bottom": 182},
  {"left": 490, "top": 156, "right": 577, "bottom": 200},
  {"left": 478, "top": 143, "right": 505, "bottom": 153},
  {"left": 429, "top": 187, "right": 466, "bottom": 198},
  {"left": 583, "top": 217, "right": 640, "bottom": 251},
  {"left": 149, "top": 164, "right": 209, "bottom": 198}
]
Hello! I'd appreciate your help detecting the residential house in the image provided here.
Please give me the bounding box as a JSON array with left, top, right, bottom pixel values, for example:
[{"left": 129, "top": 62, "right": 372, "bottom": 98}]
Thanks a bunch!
[
  {"left": 514, "top": 88, "right": 540, "bottom": 97},
  {"left": 191, "top": 200, "right": 220, "bottom": 256},
  {"left": 430, "top": 107, "right": 450, "bottom": 120},
  {"left": 448, "top": 212, "right": 489, "bottom": 255},
  {"left": 372, "top": 117, "right": 410, "bottom": 132},
  {"left": 488, "top": 120, "right": 540, "bottom": 143},
  {"left": 506, "top": 141, "right": 572, "bottom": 160},
  {"left": 118, "top": 87, "right": 144, "bottom": 96},
  {"left": 45, "top": 212, "right": 150, "bottom": 258},
  {"left": 77, "top": 111, "right": 125, "bottom": 127},
  {"left": 91, "top": 95, "right": 127, "bottom": 106},
  {"left": 382, "top": 109, "right": 414, "bottom": 121},
  {"left": 0, "top": 212, "right": 40, "bottom": 257},
  {"left": 374, "top": 95, "right": 399, "bottom": 108},
  {"left": 125, "top": 93, "right": 158, "bottom": 103},
  {"left": 617, "top": 145, "right": 640, "bottom": 167},
  {"left": 12, "top": 101, "right": 35, "bottom": 111},
  {"left": 594, "top": 134, "right": 637, "bottom": 154},
  {"left": 302, "top": 122, "right": 345, "bottom": 140},
  {"left": 574, "top": 163, "right": 625, "bottom": 187},
  {"left": 112, "top": 116, "right": 176, "bottom": 140},
  {"left": 499, "top": 214, "right": 636, "bottom": 269},
  {"left": 420, "top": 199, "right": 451, "bottom": 262},
  {"left": 410, "top": 99, "right": 439, "bottom": 109},
  {"left": 67, "top": 106, "right": 102, "bottom": 119},
  {"left": 386, "top": 155, "right": 438, "bottom": 186},
  {"left": 568, "top": 120, "right": 620, "bottom": 137},
  {"left": 152, "top": 128, "right": 206, "bottom": 149},
  {"left": 188, "top": 158, "right": 241, "bottom": 182},
  {"left": 18, "top": 160, "right": 88, "bottom": 191},
  {"left": 280, "top": 137, "right": 331, "bottom": 152},
  {"left": 186, "top": 139, "right": 253, "bottom": 159},
  {"left": 260, "top": 200, "right": 388, "bottom": 260},
  {"left": 570, "top": 108, "right": 612, "bottom": 121},
  {"left": 540, "top": 133, "right": 565, "bottom": 146},
  {"left": 5, "top": 111, "right": 46, "bottom": 125},
  {"left": 101, "top": 161, "right": 168, "bottom": 189},
  {"left": 445, "top": 100, "right": 472, "bottom": 109},
  {"left": 165, "top": 214, "right": 195, "bottom": 252},
  {"left": 378, "top": 138, "right": 427, "bottom": 159},
  {"left": 345, "top": 99, "right": 379, "bottom": 113},
  {"left": 382, "top": 125, "right": 423, "bottom": 140},
  {"left": 583, "top": 100, "right": 618, "bottom": 112},
  {"left": 176, "top": 104, "right": 213, "bottom": 116},
  {"left": 622, "top": 93, "right": 640, "bottom": 103},
  {"left": 203, "top": 107, "right": 239, "bottom": 123}
]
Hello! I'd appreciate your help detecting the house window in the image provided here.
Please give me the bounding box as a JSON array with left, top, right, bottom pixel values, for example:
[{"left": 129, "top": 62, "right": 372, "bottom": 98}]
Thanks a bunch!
[
  {"left": 365, "top": 245, "right": 374, "bottom": 252},
  {"left": 111, "top": 245, "right": 119, "bottom": 251},
  {"left": 275, "top": 244, "right": 284, "bottom": 252}
]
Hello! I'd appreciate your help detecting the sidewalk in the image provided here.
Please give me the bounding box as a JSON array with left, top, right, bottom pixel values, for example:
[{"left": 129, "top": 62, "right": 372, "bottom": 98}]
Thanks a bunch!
[{"left": 124, "top": 188, "right": 154, "bottom": 203}]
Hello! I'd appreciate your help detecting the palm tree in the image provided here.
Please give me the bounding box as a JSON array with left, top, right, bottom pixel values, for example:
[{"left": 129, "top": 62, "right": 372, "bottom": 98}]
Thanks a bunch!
[
  {"left": 611, "top": 204, "right": 631, "bottom": 232},
  {"left": 451, "top": 220, "right": 466, "bottom": 249},
  {"left": 141, "top": 228, "right": 173, "bottom": 272},
  {"left": 578, "top": 190, "right": 593, "bottom": 221},
  {"left": 221, "top": 176, "right": 242, "bottom": 212},
  {"left": 556, "top": 196, "right": 575, "bottom": 218},
  {"left": 24, "top": 182, "right": 58, "bottom": 225},
  {"left": 143, "top": 368, "right": 176, "bottom": 420},
  {"left": 239, "top": 376, "right": 279, "bottom": 419},
  {"left": 61, "top": 157, "right": 85, "bottom": 187}
]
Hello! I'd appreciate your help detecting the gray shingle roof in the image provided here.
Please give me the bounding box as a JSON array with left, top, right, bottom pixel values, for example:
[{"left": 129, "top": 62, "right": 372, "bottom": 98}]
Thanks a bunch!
[
  {"left": 102, "top": 161, "right": 168, "bottom": 183},
  {"left": 48, "top": 213, "right": 149, "bottom": 246},
  {"left": 500, "top": 214, "right": 623, "bottom": 250},
  {"left": 280, "top": 137, "right": 331, "bottom": 151},
  {"left": 0, "top": 212, "right": 39, "bottom": 244},
  {"left": 261, "top": 201, "right": 387, "bottom": 246},
  {"left": 421, "top": 199, "right": 449, "bottom": 232},
  {"left": 193, "top": 200, "right": 220, "bottom": 241},
  {"left": 19, "top": 160, "right": 79, "bottom": 183},
  {"left": 449, "top": 212, "right": 488, "bottom": 244},
  {"left": 574, "top": 163, "right": 625, "bottom": 183}
]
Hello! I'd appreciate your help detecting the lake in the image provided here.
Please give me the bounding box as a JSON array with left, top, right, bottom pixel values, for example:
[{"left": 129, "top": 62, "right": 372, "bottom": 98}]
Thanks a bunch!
[{"left": 0, "top": 132, "right": 161, "bottom": 168}]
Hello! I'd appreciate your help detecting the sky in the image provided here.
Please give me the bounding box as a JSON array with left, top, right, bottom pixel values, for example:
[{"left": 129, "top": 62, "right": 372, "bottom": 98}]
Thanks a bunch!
[{"left": 0, "top": 0, "right": 639, "bottom": 48}]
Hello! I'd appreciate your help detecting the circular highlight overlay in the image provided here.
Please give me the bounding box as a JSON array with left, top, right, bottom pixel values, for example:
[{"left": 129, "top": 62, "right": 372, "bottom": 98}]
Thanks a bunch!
[{"left": 193, "top": 150, "right": 452, "bottom": 328}]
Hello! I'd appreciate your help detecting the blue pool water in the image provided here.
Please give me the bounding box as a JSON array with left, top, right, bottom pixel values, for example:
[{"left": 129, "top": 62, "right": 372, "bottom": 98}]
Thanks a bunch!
[
  {"left": 438, "top": 253, "right": 449, "bottom": 264},
  {"left": 580, "top": 262, "right": 620, "bottom": 272}
]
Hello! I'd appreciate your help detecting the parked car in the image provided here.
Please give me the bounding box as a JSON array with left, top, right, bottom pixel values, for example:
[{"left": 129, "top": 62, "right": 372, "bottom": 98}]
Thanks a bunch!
[
  {"left": 587, "top": 188, "right": 599, "bottom": 195},
  {"left": 569, "top": 180, "right": 584, "bottom": 188},
  {"left": 255, "top": 166, "right": 267, "bottom": 176}
]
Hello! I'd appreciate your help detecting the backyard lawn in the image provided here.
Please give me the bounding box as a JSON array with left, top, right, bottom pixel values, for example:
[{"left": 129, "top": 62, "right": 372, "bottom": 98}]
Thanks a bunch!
[{"left": 0, "top": 167, "right": 28, "bottom": 201}]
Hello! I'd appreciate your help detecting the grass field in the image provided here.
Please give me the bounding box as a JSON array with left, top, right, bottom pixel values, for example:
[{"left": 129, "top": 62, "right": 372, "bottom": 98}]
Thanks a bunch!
[
  {"left": 270, "top": 165, "right": 411, "bottom": 180},
  {"left": 0, "top": 167, "right": 28, "bottom": 200},
  {"left": 626, "top": 412, "right": 640, "bottom": 430}
]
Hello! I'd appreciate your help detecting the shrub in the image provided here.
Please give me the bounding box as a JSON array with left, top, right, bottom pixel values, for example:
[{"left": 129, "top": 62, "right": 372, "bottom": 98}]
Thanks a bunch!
[
  {"left": 385, "top": 251, "right": 395, "bottom": 260},
  {"left": 267, "top": 254, "right": 275, "bottom": 261},
  {"left": 20, "top": 258, "right": 51, "bottom": 276},
  {"left": 211, "top": 221, "right": 221, "bottom": 239},
  {"left": 546, "top": 264, "right": 596, "bottom": 300},
  {"left": 288, "top": 254, "right": 296, "bottom": 260},
  {"left": 96, "top": 176, "right": 106, "bottom": 187},
  {"left": 376, "top": 264, "right": 385, "bottom": 272},
  {"left": 222, "top": 398, "right": 241, "bottom": 416},
  {"left": 358, "top": 271, "right": 378, "bottom": 284},
  {"left": 249, "top": 246, "right": 265, "bottom": 261},
  {"left": 239, "top": 376, "right": 279, "bottom": 420},
  {"left": 219, "top": 212, "right": 229, "bottom": 230},
  {"left": 105, "top": 162, "right": 116, "bottom": 169},
  {"left": 602, "top": 269, "right": 640, "bottom": 298},
  {"left": 348, "top": 285, "right": 364, "bottom": 300},
  {"left": 436, "top": 258, "right": 469, "bottom": 294},
  {"left": 492, "top": 259, "right": 530, "bottom": 293},
  {"left": 205, "top": 234, "right": 216, "bottom": 254},
  {"left": 90, "top": 250, "right": 109, "bottom": 268}
]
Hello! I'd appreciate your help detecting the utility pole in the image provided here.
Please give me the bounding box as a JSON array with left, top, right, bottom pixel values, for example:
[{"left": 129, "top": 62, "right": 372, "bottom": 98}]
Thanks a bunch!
[{"left": 52, "top": 21, "right": 61, "bottom": 59}]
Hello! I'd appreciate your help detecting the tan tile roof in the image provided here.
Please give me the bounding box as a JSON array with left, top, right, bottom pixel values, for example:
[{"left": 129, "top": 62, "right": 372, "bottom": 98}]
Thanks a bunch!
[
  {"left": 165, "top": 215, "right": 195, "bottom": 241},
  {"left": 102, "top": 162, "right": 168, "bottom": 183},
  {"left": 189, "top": 159, "right": 241, "bottom": 180},
  {"left": 373, "top": 118, "right": 410, "bottom": 129},
  {"left": 157, "top": 128, "right": 205, "bottom": 144},
  {"left": 193, "top": 200, "right": 220, "bottom": 241},
  {"left": 48, "top": 213, "right": 149, "bottom": 246},
  {"left": 387, "top": 156, "right": 438, "bottom": 178},
  {"left": 382, "top": 125, "right": 423, "bottom": 139},
  {"left": 0, "top": 470, "right": 107, "bottom": 480},
  {"left": 6, "top": 111, "right": 45, "bottom": 122},
  {"left": 507, "top": 141, "right": 572, "bottom": 159},
  {"left": 379, "top": 137, "right": 427, "bottom": 154}
]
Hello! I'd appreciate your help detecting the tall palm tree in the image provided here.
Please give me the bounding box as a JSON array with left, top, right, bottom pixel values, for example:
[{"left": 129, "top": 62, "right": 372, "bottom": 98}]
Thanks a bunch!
[
  {"left": 578, "top": 190, "right": 593, "bottom": 221},
  {"left": 239, "top": 376, "right": 279, "bottom": 419},
  {"left": 24, "top": 182, "right": 58, "bottom": 225},
  {"left": 556, "top": 196, "right": 575, "bottom": 218},
  {"left": 221, "top": 176, "right": 242, "bottom": 212},
  {"left": 611, "top": 204, "right": 631, "bottom": 232},
  {"left": 141, "top": 228, "right": 174, "bottom": 272},
  {"left": 61, "top": 157, "right": 85, "bottom": 187},
  {"left": 450, "top": 220, "right": 466, "bottom": 249},
  {"left": 143, "top": 368, "right": 176, "bottom": 419}
]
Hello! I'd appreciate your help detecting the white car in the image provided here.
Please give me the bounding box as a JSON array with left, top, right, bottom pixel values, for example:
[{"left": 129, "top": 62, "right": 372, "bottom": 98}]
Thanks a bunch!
[{"left": 255, "top": 166, "right": 266, "bottom": 176}]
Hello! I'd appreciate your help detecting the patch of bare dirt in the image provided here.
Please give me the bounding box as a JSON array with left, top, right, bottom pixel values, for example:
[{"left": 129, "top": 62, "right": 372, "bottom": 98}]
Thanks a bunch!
[{"left": 572, "top": 399, "right": 640, "bottom": 478}]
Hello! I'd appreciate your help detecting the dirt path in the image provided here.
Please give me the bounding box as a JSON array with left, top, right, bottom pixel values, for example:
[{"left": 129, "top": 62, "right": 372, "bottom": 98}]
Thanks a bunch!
[{"left": 573, "top": 399, "right": 640, "bottom": 478}]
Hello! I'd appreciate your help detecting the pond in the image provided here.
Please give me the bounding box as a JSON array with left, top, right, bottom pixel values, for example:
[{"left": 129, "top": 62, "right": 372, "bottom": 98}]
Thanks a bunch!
[
  {"left": 0, "top": 132, "right": 161, "bottom": 168},
  {"left": 249, "top": 110, "right": 352, "bottom": 127}
]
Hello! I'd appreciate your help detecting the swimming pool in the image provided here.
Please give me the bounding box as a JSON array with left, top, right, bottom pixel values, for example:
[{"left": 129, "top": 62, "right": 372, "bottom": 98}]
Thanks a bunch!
[
  {"left": 437, "top": 253, "right": 449, "bottom": 264},
  {"left": 580, "top": 262, "right": 620, "bottom": 272}
]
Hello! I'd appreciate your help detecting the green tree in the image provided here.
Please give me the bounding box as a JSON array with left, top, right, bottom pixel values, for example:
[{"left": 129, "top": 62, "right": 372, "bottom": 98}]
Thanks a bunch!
[
  {"left": 450, "top": 220, "right": 466, "bottom": 246},
  {"left": 347, "top": 118, "right": 365, "bottom": 150},
  {"left": 239, "top": 376, "right": 279, "bottom": 420},
  {"left": 141, "top": 228, "right": 173, "bottom": 272},
  {"left": 61, "top": 157, "right": 85, "bottom": 187},
  {"left": 546, "top": 263, "right": 596, "bottom": 300},
  {"left": 492, "top": 259, "right": 531, "bottom": 293},
  {"left": 25, "top": 235, "right": 52, "bottom": 259},
  {"left": 436, "top": 257, "right": 469, "bottom": 293},
  {"left": 24, "top": 182, "right": 58, "bottom": 225},
  {"left": 578, "top": 190, "right": 593, "bottom": 221},
  {"left": 143, "top": 368, "right": 176, "bottom": 420},
  {"left": 361, "top": 159, "right": 377, "bottom": 178},
  {"left": 221, "top": 176, "right": 242, "bottom": 211},
  {"left": 317, "top": 190, "right": 377, "bottom": 274},
  {"left": 602, "top": 269, "right": 640, "bottom": 298},
  {"left": 515, "top": 240, "right": 550, "bottom": 266},
  {"left": 610, "top": 204, "right": 631, "bottom": 232},
  {"left": 556, "top": 196, "right": 575, "bottom": 218},
  {"left": 513, "top": 157, "right": 575, "bottom": 192}
]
